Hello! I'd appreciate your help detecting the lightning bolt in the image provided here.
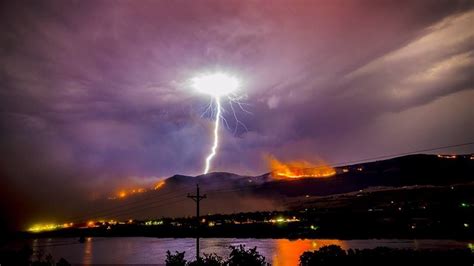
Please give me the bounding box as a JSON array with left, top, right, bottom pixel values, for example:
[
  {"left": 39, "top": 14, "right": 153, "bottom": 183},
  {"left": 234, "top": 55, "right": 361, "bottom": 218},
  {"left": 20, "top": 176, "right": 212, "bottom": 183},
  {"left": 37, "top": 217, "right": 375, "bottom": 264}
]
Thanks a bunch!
[
  {"left": 203, "top": 96, "right": 221, "bottom": 174},
  {"left": 190, "top": 72, "right": 246, "bottom": 175}
]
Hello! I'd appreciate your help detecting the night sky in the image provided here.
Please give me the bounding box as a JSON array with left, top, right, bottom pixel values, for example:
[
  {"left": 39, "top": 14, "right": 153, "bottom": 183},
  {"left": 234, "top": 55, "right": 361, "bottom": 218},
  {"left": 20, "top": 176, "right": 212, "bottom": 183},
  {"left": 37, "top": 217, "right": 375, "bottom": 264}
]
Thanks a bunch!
[{"left": 1, "top": 1, "right": 473, "bottom": 228}]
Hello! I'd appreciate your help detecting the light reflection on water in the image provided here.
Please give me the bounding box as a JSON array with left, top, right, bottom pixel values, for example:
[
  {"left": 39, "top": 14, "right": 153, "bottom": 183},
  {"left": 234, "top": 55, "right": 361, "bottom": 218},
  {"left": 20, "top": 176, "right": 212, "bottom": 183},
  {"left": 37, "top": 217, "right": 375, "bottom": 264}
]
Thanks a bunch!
[
  {"left": 83, "top": 237, "right": 92, "bottom": 265},
  {"left": 21, "top": 237, "right": 471, "bottom": 265},
  {"left": 272, "top": 239, "right": 347, "bottom": 266}
]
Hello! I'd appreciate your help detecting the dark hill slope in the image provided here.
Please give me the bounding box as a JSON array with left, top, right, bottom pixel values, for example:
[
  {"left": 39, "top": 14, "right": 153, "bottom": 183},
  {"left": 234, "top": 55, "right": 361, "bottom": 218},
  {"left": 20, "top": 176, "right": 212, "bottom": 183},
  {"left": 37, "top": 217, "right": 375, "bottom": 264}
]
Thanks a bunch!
[{"left": 255, "top": 154, "right": 474, "bottom": 197}]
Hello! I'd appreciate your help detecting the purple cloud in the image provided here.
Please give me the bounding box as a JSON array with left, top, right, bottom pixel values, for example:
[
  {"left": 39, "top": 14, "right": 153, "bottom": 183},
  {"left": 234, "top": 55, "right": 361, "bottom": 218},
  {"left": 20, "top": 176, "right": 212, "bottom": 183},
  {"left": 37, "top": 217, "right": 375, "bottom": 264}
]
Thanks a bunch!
[{"left": 0, "top": 0, "right": 473, "bottom": 228}]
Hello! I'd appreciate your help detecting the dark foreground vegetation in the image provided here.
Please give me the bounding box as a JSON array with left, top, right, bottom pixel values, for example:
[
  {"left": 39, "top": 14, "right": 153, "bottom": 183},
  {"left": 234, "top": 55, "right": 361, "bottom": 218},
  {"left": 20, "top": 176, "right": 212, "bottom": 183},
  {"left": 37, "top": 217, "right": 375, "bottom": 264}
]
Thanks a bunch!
[
  {"left": 165, "top": 245, "right": 473, "bottom": 266},
  {"left": 0, "top": 245, "right": 70, "bottom": 266},
  {"left": 166, "top": 245, "right": 269, "bottom": 266},
  {"left": 299, "top": 245, "right": 473, "bottom": 266}
]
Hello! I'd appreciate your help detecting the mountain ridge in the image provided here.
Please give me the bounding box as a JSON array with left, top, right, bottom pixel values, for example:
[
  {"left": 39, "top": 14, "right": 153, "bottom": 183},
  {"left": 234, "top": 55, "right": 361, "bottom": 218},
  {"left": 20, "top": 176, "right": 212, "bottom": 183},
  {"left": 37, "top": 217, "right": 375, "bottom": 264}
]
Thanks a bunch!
[{"left": 91, "top": 153, "right": 473, "bottom": 219}]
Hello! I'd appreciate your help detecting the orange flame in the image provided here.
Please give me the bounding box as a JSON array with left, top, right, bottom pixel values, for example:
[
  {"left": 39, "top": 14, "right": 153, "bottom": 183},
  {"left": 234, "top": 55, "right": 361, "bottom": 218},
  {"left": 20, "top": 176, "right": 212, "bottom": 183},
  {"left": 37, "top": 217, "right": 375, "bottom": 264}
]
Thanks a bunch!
[
  {"left": 267, "top": 155, "right": 336, "bottom": 179},
  {"left": 116, "top": 187, "right": 146, "bottom": 199},
  {"left": 110, "top": 179, "right": 166, "bottom": 200},
  {"left": 154, "top": 180, "right": 166, "bottom": 190},
  {"left": 118, "top": 191, "right": 127, "bottom": 198}
]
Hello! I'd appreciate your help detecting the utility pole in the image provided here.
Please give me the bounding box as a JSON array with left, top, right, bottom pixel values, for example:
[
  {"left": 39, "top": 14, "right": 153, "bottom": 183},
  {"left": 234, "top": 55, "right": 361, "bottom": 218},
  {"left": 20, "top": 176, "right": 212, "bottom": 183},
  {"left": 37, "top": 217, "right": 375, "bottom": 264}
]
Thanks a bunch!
[{"left": 187, "top": 184, "right": 206, "bottom": 261}]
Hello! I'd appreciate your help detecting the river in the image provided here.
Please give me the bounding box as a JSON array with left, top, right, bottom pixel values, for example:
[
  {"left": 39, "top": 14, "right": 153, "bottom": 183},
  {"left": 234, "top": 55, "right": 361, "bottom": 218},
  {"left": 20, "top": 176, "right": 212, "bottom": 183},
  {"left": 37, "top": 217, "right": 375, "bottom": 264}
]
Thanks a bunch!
[{"left": 4, "top": 237, "right": 473, "bottom": 265}]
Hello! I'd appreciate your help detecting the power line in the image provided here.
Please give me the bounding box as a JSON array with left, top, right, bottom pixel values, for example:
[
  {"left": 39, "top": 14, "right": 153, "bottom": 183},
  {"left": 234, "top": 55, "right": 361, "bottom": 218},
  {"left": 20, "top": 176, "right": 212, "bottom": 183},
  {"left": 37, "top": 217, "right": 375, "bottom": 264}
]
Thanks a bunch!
[
  {"left": 69, "top": 192, "right": 191, "bottom": 223},
  {"left": 107, "top": 198, "right": 188, "bottom": 220},
  {"left": 99, "top": 185, "right": 260, "bottom": 220},
  {"left": 58, "top": 183, "right": 262, "bottom": 225},
  {"left": 63, "top": 184, "right": 197, "bottom": 223},
  {"left": 187, "top": 184, "right": 207, "bottom": 261},
  {"left": 52, "top": 141, "right": 473, "bottom": 224},
  {"left": 329, "top": 141, "right": 474, "bottom": 166}
]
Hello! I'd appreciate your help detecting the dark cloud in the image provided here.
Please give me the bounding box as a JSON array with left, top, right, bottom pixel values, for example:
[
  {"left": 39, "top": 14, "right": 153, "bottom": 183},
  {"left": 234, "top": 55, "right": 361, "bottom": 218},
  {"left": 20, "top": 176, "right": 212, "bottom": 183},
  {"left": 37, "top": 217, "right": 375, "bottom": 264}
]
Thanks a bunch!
[{"left": 1, "top": 0, "right": 473, "bottom": 228}]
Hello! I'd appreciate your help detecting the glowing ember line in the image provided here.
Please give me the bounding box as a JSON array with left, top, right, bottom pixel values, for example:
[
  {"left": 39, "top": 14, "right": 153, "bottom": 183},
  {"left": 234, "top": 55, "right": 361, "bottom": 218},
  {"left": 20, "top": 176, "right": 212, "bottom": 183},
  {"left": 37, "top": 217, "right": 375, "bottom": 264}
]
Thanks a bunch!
[
  {"left": 267, "top": 154, "right": 336, "bottom": 179},
  {"left": 204, "top": 96, "right": 221, "bottom": 174}
]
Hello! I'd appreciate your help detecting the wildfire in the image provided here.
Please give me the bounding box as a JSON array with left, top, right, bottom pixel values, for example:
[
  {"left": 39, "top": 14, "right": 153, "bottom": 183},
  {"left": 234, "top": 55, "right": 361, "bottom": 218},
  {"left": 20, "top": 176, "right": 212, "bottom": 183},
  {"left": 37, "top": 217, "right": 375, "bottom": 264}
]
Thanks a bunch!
[
  {"left": 109, "top": 180, "right": 166, "bottom": 200},
  {"left": 115, "top": 187, "right": 146, "bottom": 199},
  {"left": 154, "top": 180, "right": 166, "bottom": 190},
  {"left": 267, "top": 155, "right": 336, "bottom": 179}
]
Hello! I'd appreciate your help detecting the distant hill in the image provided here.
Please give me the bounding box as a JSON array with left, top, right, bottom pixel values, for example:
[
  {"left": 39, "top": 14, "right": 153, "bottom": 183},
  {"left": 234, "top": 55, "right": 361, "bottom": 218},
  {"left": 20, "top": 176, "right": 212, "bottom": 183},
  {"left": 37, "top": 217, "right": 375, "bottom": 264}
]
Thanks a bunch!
[
  {"left": 89, "top": 154, "right": 473, "bottom": 219},
  {"left": 256, "top": 154, "right": 474, "bottom": 197},
  {"left": 163, "top": 154, "right": 474, "bottom": 197}
]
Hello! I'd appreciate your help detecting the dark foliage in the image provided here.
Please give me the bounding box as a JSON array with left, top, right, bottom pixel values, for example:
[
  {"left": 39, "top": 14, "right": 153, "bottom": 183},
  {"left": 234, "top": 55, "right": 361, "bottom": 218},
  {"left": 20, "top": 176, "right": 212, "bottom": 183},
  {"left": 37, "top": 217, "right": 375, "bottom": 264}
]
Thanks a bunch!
[
  {"left": 166, "top": 250, "right": 187, "bottom": 266},
  {"left": 227, "top": 245, "right": 269, "bottom": 266},
  {"left": 187, "top": 253, "right": 224, "bottom": 266},
  {"left": 299, "top": 245, "right": 474, "bottom": 266},
  {"left": 0, "top": 245, "right": 71, "bottom": 266},
  {"left": 166, "top": 245, "right": 268, "bottom": 266}
]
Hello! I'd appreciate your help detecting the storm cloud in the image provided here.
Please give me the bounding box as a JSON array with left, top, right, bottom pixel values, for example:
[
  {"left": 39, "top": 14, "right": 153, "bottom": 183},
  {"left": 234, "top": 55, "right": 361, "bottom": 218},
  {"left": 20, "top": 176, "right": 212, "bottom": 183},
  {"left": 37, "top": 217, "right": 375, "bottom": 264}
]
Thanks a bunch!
[{"left": 1, "top": 0, "right": 473, "bottom": 228}]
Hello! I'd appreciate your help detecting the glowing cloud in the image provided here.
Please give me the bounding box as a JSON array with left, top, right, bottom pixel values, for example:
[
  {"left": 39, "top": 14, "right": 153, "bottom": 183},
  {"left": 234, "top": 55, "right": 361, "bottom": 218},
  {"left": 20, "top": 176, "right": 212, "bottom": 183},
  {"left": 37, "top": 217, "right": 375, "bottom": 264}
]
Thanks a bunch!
[{"left": 191, "top": 72, "right": 239, "bottom": 97}]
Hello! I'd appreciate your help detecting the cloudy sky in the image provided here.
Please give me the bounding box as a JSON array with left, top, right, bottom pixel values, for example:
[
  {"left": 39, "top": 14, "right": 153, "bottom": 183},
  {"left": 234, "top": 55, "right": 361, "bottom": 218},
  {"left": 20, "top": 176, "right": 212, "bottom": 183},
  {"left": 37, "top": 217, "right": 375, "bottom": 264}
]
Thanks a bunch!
[{"left": 1, "top": 0, "right": 473, "bottom": 226}]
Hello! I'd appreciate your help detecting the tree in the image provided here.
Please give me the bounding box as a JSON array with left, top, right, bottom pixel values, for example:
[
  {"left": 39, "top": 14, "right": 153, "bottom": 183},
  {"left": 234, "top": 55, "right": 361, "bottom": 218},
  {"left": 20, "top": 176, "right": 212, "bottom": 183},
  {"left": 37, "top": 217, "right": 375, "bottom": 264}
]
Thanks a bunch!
[
  {"left": 166, "top": 245, "right": 268, "bottom": 266},
  {"left": 227, "top": 245, "right": 269, "bottom": 266},
  {"left": 187, "top": 253, "right": 224, "bottom": 266},
  {"left": 166, "top": 250, "right": 187, "bottom": 266},
  {"left": 300, "top": 245, "right": 347, "bottom": 266}
]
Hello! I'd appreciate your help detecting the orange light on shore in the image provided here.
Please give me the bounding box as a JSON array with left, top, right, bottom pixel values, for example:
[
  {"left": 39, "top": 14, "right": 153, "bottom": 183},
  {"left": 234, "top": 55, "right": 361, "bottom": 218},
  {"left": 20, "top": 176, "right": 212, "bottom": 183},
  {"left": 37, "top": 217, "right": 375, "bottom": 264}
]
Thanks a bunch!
[
  {"left": 28, "top": 224, "right": 59, "bottom": 232},
  {"left": 267, "top": 155, "right": 336, "bottom": 179}
]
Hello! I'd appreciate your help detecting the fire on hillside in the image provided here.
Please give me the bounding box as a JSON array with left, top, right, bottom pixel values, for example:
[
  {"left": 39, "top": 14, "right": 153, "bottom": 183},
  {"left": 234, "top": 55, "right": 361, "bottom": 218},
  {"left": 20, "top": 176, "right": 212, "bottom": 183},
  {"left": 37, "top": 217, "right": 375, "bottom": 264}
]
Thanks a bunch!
[{"left": 267, "top": 155, "right": 336, "bottom": 179}]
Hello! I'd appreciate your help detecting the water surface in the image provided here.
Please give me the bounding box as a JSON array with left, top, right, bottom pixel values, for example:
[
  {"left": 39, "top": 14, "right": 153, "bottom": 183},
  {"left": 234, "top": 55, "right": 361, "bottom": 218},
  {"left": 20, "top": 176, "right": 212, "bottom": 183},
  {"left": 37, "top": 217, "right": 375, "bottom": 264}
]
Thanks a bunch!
[{"left": 6, "top": 238, "right": 472, "bottom": 265}]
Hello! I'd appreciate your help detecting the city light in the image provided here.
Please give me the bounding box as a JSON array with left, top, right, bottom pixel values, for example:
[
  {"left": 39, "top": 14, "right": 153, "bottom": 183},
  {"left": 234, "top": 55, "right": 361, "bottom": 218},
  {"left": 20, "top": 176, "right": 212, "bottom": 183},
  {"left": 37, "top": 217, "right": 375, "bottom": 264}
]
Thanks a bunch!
[
  {"left": 145, "top": 220, "right": 164, "bottom": 226},
  {"left": 27, "top": 222, "right": 74, "bottom": 233},
  {"left": 270, "top": 216, "right": 300, "bottom": 223},
  {"left": 28, "top": 224, "right": 61, "bottom": 233}
]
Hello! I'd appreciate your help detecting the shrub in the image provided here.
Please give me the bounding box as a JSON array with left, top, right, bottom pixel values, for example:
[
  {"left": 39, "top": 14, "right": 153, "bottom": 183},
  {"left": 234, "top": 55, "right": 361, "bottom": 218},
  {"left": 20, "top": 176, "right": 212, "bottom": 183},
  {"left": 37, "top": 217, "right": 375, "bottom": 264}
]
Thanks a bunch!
[
  {"left": 167, "top": 244, "right": 268, "bottom": 266},
  {"left": 227, "top": 245, "right": 269, "bottom": 266},
  {"left": 0, "top": 245, "right": 70, "bottom": 266},
  {"left": 187, "top": 253, "right": 224, "bottom": 266},
  {"left": 299, "top": 245, "right": 474, "bottom": 266},
  {"left": 300, "top": 245, "right": 346, "bottom": 266},
  {"left": 166, "top": 250, "right": 187, "bottom": 266}
]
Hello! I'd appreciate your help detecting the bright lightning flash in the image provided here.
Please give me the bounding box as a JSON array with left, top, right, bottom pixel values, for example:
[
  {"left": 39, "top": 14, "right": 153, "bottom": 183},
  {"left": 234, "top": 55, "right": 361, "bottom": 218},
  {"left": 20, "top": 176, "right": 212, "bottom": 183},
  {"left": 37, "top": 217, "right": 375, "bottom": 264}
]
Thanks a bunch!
[{"left": 191, "top": 73, "right": 240, "bottom": 174}]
